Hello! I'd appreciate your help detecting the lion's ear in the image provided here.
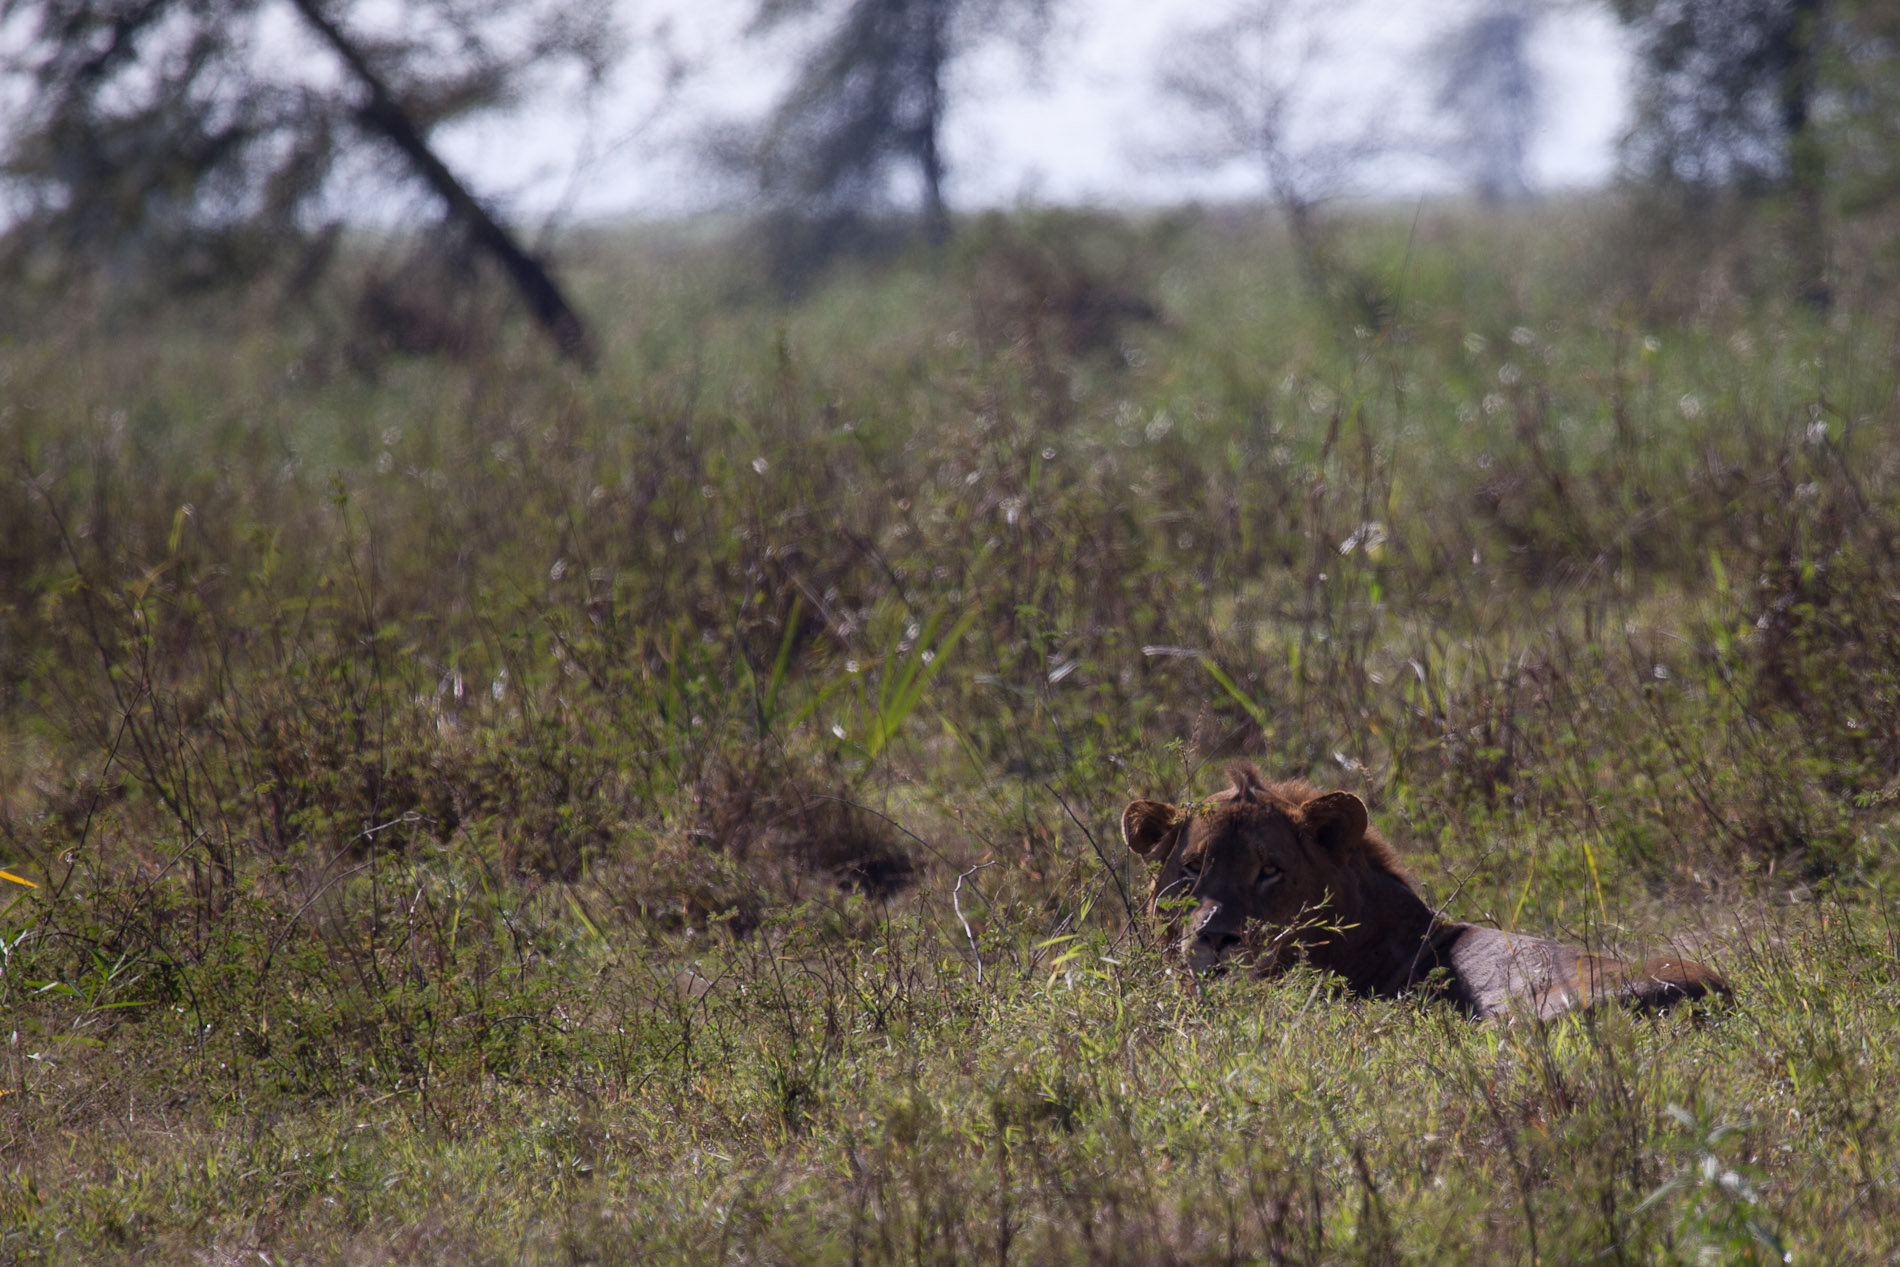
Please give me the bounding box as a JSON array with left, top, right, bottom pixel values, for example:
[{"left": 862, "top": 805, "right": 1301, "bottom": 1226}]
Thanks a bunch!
[
  {"left": 1302, "top": 791, "right": 1368, "bottom": 854},
  {"left": 1121, "top": 800, "right": 1182, "bottom": 861}
]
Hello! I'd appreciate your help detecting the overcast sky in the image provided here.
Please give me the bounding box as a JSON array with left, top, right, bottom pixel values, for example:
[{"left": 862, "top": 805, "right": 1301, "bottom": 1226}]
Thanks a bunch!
[{"left": 429, "top": 0, "right": 1633, "bottom": 223}]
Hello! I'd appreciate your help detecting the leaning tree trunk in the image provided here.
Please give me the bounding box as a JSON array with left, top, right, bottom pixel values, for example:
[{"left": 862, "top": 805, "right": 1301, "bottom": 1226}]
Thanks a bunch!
[{"left": 287, "top": 0, "right": 598, "bottom": 368}]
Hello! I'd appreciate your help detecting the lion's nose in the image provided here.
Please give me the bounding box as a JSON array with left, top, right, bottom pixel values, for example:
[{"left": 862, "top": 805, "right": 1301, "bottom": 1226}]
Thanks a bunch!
[
  {"left": 1201, "top": 930, "right": 1242, "bottom": 955},
  {"left": 1189, "top": 905, "right": 1240, "bottom": 959}
]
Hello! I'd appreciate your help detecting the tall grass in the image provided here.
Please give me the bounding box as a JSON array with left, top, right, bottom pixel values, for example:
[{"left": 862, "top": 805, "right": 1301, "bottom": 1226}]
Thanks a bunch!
[{"left": 1, "top": 199, "right": 1897, "bottom": 1263}]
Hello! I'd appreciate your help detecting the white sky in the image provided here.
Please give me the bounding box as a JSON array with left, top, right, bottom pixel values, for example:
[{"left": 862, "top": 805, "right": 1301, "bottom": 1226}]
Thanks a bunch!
[
  {"left": 0, "top": 0, "right": 1631, "bottom": 226},
  {"left": 427, "top": 0, "right": 1633, "bottom": 224}
]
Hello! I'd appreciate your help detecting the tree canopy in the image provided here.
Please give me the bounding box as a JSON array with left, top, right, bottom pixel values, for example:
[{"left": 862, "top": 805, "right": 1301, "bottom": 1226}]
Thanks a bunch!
[
  {"left": 743, "top": 0, "right": 1052, "bottom": 245},
  {"left": 0, "top": 0, "right": 615, "bottom": 360},
  {"left": 1431, "top": 0, "right": 1542, "bottom": 203}
]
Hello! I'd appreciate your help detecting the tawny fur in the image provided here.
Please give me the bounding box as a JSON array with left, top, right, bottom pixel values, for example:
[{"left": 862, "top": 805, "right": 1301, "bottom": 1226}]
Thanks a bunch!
[{"left": 1122, "top": 764, "right": 1730, "bottom": 1020}]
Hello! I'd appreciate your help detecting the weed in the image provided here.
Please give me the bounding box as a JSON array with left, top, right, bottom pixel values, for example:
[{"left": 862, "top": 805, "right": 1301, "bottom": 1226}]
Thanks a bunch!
[{"left": 2, "top": 199, "right": 1899, "bottom": 1262}]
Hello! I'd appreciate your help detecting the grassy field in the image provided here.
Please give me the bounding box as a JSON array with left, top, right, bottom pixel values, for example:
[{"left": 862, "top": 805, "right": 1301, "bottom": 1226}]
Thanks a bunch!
[{"left": 2, "top": 199, "right": 1899, "bottom": 1263}]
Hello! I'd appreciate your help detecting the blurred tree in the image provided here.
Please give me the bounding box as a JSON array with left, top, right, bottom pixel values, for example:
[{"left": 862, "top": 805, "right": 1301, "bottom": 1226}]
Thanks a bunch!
[
  {"left": 1431, "top": 0, "right": 1542, "bottom": 203},
  {"left": 1154, "top": 0, "right": 1389, "bottom": 298},
  {"left": 1612, "top": 0, "right": 1821, "bottom": 191},
  {"left": 1609, "top": 0, "right": 1900, "bottom": 309},
  {"left": 1826, "top": 1, "right": 1900, "bottom": 210},
  {"left": 0, "top": 0, "right": 616, "bottom": 364},
  {"left": 742, "top": 0, "right": 1053, "bottom": 247}
]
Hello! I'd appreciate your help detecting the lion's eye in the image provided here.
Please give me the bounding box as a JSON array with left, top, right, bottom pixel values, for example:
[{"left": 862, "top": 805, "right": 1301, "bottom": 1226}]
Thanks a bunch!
[
  {"left": 1181, "top": 856, "right": 1202, "bottom": 876},
  {"left": 1254, "top": 865, "right": 1282, "bottom": 891}
]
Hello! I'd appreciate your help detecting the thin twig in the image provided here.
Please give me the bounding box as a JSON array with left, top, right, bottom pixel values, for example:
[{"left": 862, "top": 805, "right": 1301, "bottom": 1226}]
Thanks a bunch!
[
  {"left": 954, "top": 861, "right": 994, "bottom": 984},
  {"left": 258, "top": 862, "right": 374, "bottom": 982},
  {"left": 1403, "top": 843, "right": 1498, "bottom": 989},
  {"left": 1046, "top": 782, "right": 1138, "bottom": 930}
]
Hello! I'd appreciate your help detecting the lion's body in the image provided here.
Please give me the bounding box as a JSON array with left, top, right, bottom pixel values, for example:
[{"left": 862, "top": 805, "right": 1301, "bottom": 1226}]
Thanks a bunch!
[
  {"left": 1413, "top": 924, "right": 1728, "bottom": 1019},
  {"left": 1121, "top": 764, "right": 1728, "bottom": 1019}
]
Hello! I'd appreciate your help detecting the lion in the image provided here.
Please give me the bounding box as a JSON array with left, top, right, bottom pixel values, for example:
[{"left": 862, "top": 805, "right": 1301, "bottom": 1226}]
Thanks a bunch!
[{"left": 1121, "top": 764, "right": 1730, "bottom": 1019}]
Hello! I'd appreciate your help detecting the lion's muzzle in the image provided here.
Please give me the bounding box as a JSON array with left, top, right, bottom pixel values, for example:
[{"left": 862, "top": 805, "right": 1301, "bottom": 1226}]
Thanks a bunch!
[{"left": 1178, "top": 901, "right": 1242, "bottom": 973}]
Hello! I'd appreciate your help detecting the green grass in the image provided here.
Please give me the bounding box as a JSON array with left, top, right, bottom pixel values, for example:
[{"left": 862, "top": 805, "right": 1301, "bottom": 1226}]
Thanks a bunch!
[{"left": 2, "top": 198, "right": 1899, "bottom": 1263}]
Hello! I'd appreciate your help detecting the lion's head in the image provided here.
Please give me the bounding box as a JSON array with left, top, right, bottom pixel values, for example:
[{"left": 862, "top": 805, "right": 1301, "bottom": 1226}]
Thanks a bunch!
[{"left": 1120, "top": 764, "right": 1402, "bottom": 974}]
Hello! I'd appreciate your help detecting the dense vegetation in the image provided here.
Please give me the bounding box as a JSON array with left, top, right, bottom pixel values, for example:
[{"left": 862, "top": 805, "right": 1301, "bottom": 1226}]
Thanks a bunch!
[{"left": 2, "top": 200, "right": 1898, "bottom": 1263}]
